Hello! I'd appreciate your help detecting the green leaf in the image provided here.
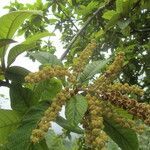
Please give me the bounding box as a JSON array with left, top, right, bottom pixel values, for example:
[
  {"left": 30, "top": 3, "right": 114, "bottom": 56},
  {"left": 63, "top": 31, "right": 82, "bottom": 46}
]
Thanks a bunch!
[
  {"left": 22, "top": 32, "right": 54, "bottom": 45},
  {"left": 116, "top": 0, "right": 123, "bottom": 13},
  {"left": 0, "top": 39, "right": 16, "bottom": 48},
  {"left": 122, "top": 26, "right": 131, "bottom": 36},
  {"left": 78, "top": 59, "right": 109, "bottom": 83},
  {"left": 7, "top": 43, "right": 36, "bottom": 66},
  {"left": 117, "top": 19, "right": 131, "bottom": 29},
  {"left": 77, "top": 1, "right": 99, "bottom": 16},
  {"left": 102, "top": 10, "right": 118, "bottom": 20},
  {"left": 10, "top": 83, "right": 33, "bottom": 113},
  {"left": 29, "top": 51, "right": 62, "bottom": 66},
  {"left": 55, "top": 116, "right": 83, "bottom": 134},
  {"left": 0, "top": 10, "right": 42, "bottom": 39},
  {"left": 5, "top": 66, "right": 30, "bottom": 83},
  {"left": 45, "top": 130, "right": 66, "bottom": 150},
  {"left": 33, "top": 78, "right": 62, "bottom": 102},
  {"left": 5, "top": 102, "right": 49, "bottom": 150},
  {"left": 104, "top": 117, "right": 139, "bottom": 150},
  {"left": 105, "top": 13, "right": 120, "bottom": 31},
  {"left": 65, "top": 95, "right": 88, "bottom": 126},
  {"left": 0, "top": 10, "right": 42, "bottom": 59},
  {"left": 0, "top": 109, "right": 21, "bottom": 144},
  {"left": 7, "top": 32, "right": 53, "bottom": 66}
]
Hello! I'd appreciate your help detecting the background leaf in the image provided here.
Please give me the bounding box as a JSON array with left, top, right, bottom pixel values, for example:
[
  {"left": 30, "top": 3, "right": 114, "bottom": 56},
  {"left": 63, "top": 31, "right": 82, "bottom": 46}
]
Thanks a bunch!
[
  {"left": 105, "top": 13, "right": 120, "bottom": 31},
  {"left": 29, "top": 51, "right": 62, "bottom": 66},
  {"left": 45, "top": 130, "right": 66, "bottom": 150},
  {"left": 78, "top": 59, "right": 109, "bottom": 83},
  {"left": 10, "top": 83, "right": 34, "bottom": 113},
  {"left": 0, "top": 109, "right": 21, "bottom": 144},
  {"left": 4, "top": 102, "right": 49, "bottom": 150},
  {"left": 116, "top": 0, "right": 123, "bottom": 13},
  {"left": 55, "top": 116, "right": 83, "bottom": 134},
  {"left": 5, "top": 66, "right": 30, "bottom": 83},
  {"left": 33, "top": 78, "right": 62, "bottom": 102},
  {"left": 102, "top": 10, "right": 118, "bottom": 20},
  {"left": 65, "top": 95, "right": 88, "bottom": 126}
]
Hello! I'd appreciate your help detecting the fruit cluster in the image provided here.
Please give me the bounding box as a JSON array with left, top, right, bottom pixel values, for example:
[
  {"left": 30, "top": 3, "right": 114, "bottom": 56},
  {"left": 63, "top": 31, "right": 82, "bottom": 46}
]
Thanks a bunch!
[
  {"left": 89, "top": 52, "right": 125, "bottom": 93},
  {"left": 115, "top": 116, "right": 145, "bottom": 133},
  {"left": 73, "top": 40, "right": 97, "bottom": 73},
  {"left": 83, "top": 94, "right": 108, "bottom": 149},
  {"left": 25, "top": 66, "right": 70, "bottom": 83},
  {"left": 86, "top": 52, "right": 149, "bottom": 126},
  {"left": 30, "top": 88, "right": 73, "bottom": 143},
  {"left": 101, "top": 91, "right": 150, "bottom": 125},
  {"left": 109, "top": 83, "right": 144, "bottom": 96}
]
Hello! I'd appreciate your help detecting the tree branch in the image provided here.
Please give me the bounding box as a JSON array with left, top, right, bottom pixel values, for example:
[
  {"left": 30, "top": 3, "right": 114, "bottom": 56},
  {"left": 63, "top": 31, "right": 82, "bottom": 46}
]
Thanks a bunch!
[
  {"left": 131, "top": 0, "right": 141, "bottom": 11},
  {"left": 60, "top": 0, "right": 114, "bottom": 60},
  {"left": 0, "top": 80, "right": 10, "bottom": 87},
  {"left": 55, "top": 0, "right": 79, "bottom": 31}
]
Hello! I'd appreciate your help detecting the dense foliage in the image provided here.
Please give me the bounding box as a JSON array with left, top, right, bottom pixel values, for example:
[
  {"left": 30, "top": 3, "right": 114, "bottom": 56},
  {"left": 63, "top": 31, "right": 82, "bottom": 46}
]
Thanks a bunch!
[{"left": 0, "top": 0, "right": 149, "bottom": 149}]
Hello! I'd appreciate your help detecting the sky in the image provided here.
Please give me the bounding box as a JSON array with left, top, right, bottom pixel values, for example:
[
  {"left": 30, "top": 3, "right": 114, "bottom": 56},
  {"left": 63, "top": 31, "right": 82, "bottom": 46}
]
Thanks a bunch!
[{"left": 0, "top": 0, "right": 65, "bottom": 109}]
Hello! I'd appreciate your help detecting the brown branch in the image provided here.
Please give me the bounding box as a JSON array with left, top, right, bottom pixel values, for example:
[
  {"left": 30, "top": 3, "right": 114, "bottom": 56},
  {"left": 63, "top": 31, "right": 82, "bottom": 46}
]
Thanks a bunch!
[{"left": 60, "top": 0, "right": 114, "bottom": 60}]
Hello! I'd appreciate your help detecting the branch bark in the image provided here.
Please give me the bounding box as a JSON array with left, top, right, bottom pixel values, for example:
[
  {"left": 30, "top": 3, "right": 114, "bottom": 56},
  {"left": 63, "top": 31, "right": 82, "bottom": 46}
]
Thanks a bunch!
[{"left": 60, "top": 0, "right": 114, "bottom": 60}]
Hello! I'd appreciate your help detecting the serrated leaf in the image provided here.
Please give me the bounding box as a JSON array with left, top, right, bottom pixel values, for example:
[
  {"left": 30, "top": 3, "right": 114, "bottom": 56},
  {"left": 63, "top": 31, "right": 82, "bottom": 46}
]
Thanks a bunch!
[
  {"left": 55, "top": 116, "right": 83, "bottom": 134},
  {"left": 102, "top": 10, "right": 118, "bottom": 20},
  {"left": 65, "top": 95, "right": 88, "bottom": 126},
  {"left": 4, "top": 102, "right": 49, "bottom": 150},
  {"left": 45, "top": 130, "right": 66, "bottom": 150},
  {"left": 0, "top": 109, "right": 21, "bottom": 144},
  {"left": 5, "top": 66, "right": 30, "bottom": 83},
  {"left": 7, "top": 32, "right": 53, "bottom": 66},
  {"left": 0, "top": 39, "right": 16, "bottom": 48},
  {"left": 78, "top": 59, "right": 109, "bottom": 83},
  {"left": 104, "top": 117, "right": 139, "bottom": 150},
  {"left": 33, "top": 78, "right": 62, "bottom": 101},
  {"left": 29, "top": 51, "right": 62, "bottom": 66},
  {"left": 10, "top": 83, "right": 33, "bottom": 113}
]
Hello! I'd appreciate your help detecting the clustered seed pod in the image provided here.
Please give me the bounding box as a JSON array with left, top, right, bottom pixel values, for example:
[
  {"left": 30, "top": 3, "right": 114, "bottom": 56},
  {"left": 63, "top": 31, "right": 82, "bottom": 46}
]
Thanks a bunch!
[
  {"left": 25, "top": 66, "right": 70, "bottom": 83},
  {"left": 104, "top": 52, "right": 124, "bottom": 79},
  {"left": 83, "top": 94, "right": 108, "bottom": 149},
  {"left": 89, "top": 52, "right": 125, "bottom": 93},
  {"left": 30, "top": 88, "right": 73, "bottom": 143},
  {"left": 109, "top": 83, "right": 144, "bottom": 96},
  {"left": 115, "top": 116, "right": 135, "bottom": 128},
  {"left": 73, "top": 40, "right": 97, "bottom": 73},
  {"left": 115, "top": 116, "right": 146, "bottom": 134},
  {"left": 101, "top": 91, "right": 150, "bottom": 126},
  {"left": 86, "top": 51, "right": 150, "bottom": 126},
  {"left": 67, "top": 74, "right": 77, "bottom": 84}
]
